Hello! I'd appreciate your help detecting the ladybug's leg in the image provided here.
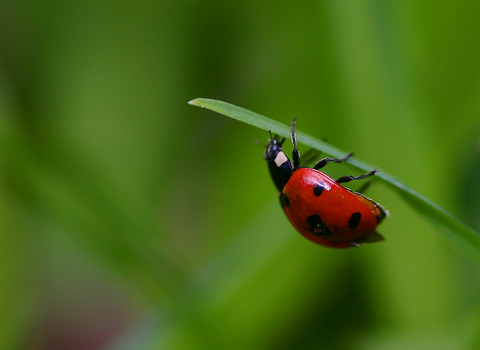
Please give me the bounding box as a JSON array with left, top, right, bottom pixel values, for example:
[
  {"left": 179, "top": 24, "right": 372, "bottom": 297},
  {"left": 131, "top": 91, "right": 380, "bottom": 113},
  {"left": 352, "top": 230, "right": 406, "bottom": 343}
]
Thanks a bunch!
[
  {"left": 291, "top": 119, "right": 301, "bottom": 168},
  {"left": 313, "top": 152, "right": 353, "bottom": 170},
  {"left": 336, "top": 170, "right": 377, "bottom": 184}
]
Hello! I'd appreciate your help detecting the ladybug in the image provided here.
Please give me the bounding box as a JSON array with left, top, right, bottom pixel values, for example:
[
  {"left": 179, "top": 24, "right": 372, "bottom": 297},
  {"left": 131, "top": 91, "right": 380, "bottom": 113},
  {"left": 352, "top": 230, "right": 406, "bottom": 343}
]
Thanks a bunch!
[{"left": 264, "top": 120, "right": 388, "bottom": 248}]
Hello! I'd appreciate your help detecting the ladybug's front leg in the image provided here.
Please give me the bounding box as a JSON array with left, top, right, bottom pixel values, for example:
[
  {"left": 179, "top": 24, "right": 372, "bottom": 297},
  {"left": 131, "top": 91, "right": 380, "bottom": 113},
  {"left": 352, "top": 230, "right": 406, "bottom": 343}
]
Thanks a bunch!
[
  {"left": 290, "top": 119, "right": 301, "bottom": 168},
  {"left": 336, "top": 170, "right": 377, "bottom": 184}
]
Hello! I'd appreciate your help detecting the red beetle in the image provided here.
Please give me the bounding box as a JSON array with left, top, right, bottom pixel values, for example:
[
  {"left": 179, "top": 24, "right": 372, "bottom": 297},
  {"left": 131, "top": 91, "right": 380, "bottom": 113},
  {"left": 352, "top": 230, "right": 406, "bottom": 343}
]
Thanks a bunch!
[{"left": 264, "top": 120, "right": 388, "bottom": 248}]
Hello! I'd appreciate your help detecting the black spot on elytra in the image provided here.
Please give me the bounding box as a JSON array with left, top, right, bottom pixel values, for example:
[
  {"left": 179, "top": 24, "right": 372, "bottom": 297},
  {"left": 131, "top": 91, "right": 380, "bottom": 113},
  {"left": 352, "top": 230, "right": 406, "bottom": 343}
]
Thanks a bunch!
[
  {"left": 348, "top": 212, "right": 362, "bottom": 230},
  {"left": 307, "top": 214, "right": 330, "bottom": 236},
  {"left": 313, "top": 182, "right": 327, "bottom": 196},
  {"left": 280, "top": 193, "right": 290, "bottom": 208}
]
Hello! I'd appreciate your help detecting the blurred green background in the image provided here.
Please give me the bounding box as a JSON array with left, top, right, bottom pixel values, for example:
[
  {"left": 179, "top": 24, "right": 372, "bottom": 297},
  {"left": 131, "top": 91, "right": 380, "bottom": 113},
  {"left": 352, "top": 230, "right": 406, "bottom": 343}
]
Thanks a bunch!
[{"left": 1, "top": 0, "right": 480, "bottom": 349}]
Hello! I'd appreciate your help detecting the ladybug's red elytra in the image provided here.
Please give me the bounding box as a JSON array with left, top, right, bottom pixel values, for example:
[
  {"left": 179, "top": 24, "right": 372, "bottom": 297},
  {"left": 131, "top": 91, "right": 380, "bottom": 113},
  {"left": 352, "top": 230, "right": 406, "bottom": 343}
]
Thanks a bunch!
[{"left": 264, "top": 120, "right": 388, "bottom": 248}]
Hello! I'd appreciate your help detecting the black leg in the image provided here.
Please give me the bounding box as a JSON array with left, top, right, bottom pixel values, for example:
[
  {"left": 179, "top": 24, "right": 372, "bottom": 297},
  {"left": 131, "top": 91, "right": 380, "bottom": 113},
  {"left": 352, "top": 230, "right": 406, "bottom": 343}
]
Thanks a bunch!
[
  {"left": 313, "top": 152, "right": 354, "bottom": 170},
  {"left": 291, "top": 119, "right": 300, "bottom": 168},
  {"left": 336, "top": 170, "right": 377, "bottom": 184}
]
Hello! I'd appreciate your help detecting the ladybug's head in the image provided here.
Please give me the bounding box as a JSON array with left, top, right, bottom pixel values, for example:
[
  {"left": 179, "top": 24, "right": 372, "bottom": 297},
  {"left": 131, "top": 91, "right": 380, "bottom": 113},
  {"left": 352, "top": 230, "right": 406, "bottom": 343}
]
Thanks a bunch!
[{"left": 264, "top": 131, "right": 294, "bottom": 192}]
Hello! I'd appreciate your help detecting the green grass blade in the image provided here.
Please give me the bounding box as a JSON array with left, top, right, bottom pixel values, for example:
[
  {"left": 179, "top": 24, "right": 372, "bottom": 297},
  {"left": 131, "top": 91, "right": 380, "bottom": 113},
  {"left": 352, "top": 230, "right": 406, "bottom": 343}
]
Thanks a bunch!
[{"left": 189, "top": 98, "right": 480, "bottom": 259}]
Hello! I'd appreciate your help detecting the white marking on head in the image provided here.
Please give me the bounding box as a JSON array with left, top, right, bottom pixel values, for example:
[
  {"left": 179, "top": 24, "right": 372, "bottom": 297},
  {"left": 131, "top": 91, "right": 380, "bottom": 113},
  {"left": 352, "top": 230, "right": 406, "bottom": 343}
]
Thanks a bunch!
[{"left": 274, "top": 152, "right": 289, "bottom": 167}]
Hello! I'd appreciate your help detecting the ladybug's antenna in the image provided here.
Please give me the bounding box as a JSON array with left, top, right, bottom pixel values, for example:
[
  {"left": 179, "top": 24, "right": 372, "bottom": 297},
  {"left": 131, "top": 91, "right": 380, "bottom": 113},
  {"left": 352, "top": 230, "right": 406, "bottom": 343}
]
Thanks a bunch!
[
  {"left": 291, "top": 119, "right": 300, "bottom": 168},
  {"left": 254, "top": 139, "right": 266, "bottom": 147},
  {"left": 269, "top": 130, "right": 286, "bottom": 146}
]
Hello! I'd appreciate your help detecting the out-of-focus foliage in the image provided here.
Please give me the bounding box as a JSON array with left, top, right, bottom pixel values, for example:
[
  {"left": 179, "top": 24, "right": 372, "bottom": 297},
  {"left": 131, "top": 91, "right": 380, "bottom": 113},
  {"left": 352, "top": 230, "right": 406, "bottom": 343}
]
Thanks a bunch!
[{"left": 1, "top": 0, "right": 480, "bottom": 349}]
